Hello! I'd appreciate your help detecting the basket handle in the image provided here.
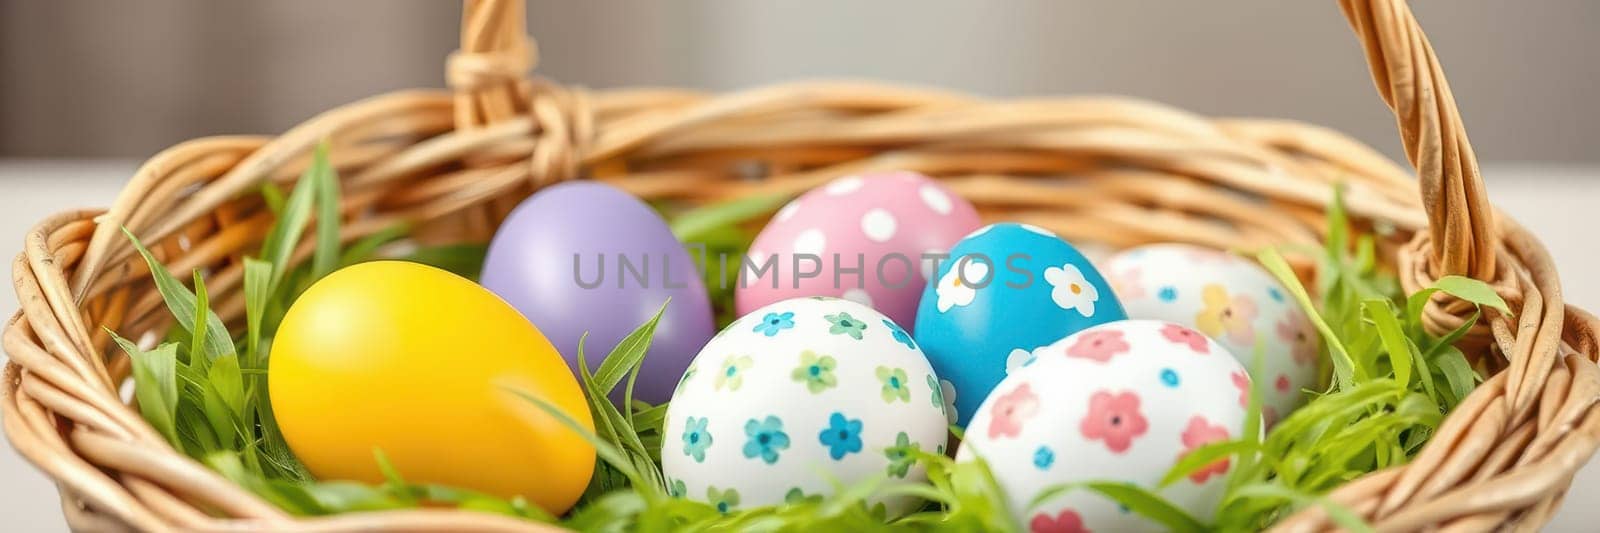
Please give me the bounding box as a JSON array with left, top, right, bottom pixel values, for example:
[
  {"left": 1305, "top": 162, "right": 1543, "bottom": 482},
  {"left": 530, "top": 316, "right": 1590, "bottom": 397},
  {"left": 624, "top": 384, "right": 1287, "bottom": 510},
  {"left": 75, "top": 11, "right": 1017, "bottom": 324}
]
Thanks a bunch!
[
  {"left": 450, "top": 0, "right": 587, "bottom": 186},
  {"left": 449, "top": 0, "right": 533, "bottom": 129},
  {"left": 445, "top": 0, "right": 1499, "bottom": 283},
  {"left": 1339, "top": 0, "right": 1496, "bottom": 281}
]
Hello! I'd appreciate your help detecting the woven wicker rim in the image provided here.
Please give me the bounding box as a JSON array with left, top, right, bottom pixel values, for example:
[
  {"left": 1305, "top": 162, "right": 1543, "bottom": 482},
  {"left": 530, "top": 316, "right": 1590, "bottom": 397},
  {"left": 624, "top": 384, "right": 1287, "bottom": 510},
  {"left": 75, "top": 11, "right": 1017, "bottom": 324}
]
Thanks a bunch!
[{"left": 5, "top": 0, "right": 1599, "bottom": 531}]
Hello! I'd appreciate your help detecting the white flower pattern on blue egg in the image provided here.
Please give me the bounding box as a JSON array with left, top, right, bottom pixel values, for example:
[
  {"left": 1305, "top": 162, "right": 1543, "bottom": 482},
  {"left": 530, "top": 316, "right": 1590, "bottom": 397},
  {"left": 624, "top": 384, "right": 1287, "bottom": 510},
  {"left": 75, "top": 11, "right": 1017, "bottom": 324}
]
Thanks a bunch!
[
  {"left": 935, "top": 257, "right": 989, "bottom": 312},
  {"left": 914, "top": 223, "right": 1127, "bottom": 426},
  {"left": 1005, "top": 347, "right": 1041, "bottom": 374},
  {"left": 1018, "top": 223, "right": 1057, "bottom": 238},
  {"left": 1045, "top": 263, "right": 1100, "bottom": 317}
]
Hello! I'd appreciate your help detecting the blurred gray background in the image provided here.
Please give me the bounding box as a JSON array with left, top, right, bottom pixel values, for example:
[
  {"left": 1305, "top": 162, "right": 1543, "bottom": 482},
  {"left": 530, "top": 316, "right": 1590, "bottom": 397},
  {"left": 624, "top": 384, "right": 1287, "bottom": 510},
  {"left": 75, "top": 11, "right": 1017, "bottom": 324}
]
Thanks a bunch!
[{"left": 1, "top": 0, "right": 1597, "bottom": 162}]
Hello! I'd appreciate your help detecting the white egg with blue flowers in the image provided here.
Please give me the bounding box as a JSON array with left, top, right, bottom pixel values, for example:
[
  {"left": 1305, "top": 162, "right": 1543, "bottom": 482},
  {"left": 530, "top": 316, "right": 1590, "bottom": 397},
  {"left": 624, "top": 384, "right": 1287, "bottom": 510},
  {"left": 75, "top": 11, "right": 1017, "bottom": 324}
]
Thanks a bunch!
[{"left": 661, "top": 297, "right": 949, "bottom": 514}]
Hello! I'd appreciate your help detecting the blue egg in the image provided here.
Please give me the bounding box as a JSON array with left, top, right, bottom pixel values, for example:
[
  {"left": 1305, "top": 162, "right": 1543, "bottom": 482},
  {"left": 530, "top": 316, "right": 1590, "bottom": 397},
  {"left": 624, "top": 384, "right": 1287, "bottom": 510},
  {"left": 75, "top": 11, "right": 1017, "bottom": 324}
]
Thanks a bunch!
[{"left": 913, "top": 223, "right": 1126, "bottom": 426}]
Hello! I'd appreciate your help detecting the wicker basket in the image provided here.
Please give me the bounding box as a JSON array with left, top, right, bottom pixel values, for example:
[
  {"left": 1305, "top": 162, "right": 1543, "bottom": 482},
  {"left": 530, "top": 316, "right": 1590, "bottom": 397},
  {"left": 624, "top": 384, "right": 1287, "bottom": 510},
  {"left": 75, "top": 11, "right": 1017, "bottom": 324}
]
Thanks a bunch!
[{"left": 5, "top": 0, "right": 1599, "bottom": 531}]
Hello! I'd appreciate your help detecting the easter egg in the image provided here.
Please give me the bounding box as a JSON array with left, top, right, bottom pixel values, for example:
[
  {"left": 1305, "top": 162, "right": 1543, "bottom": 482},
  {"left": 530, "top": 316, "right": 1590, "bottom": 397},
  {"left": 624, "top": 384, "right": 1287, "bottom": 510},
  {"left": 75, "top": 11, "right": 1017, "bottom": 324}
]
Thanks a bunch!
[
  {"left": 661, "top": 297, "right": 948, "bottom": 513},
  {"left": 957, "top": 320, "right": 1252, "bottom": 531},
  {"left": 480, "top": 181, "right": 716, "bottom": 404},
  {"left": 736, "top": 171, "right": 980, "bottom": 329},
  {"left": 269, "top": 261, "right": 595, "bottom": 513},
  {"left": 913, "top": 223, "right": 1126, "bottom": 426},
  {"left": 1104, "top": 244, "right": 1318, "bottom": 424}
]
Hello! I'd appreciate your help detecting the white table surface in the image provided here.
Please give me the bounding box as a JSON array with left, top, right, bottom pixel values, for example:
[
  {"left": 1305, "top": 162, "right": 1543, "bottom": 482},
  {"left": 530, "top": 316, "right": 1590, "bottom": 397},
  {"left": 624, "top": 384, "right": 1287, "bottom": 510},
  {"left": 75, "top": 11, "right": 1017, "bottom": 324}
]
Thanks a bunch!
[{"left": 1, "top": 160, "right": 1597, "bottom": 532}]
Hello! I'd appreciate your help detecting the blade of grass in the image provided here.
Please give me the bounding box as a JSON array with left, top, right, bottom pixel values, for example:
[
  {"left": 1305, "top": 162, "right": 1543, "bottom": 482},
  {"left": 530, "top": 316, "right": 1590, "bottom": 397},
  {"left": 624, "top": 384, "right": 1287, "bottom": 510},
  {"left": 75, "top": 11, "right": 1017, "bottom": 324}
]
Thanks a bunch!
[
  {"left": 112, "top": 336, "right": 180, "bottom": 445},
  {"left": 257, "top": 396, "right": 311, "bottom": 481},
  {"left": 633, "top": 403, "right": 669, "bottom": 434},
  {"left": 944, "top": 454, "right": 1021, "bottom": 532},
  {"left": 623, "top": 359, "right": 644, "bottom": 429},
  {"left": 242, "top": 258, "right": 271, "bottom": 365},
  {"left": 259, "top": 150, "right": 320, "bottom": 288},
  {"left": 190, "top": 272, "right": 212, "bottom": 364},
  {"left": 1160, "top": 439, "right": 1259, "bottom": 487},
  {"left": 310, "top": 143, "right": 342, "bottom": 280},
  {"left": 575, "top": 332, "right": 662, "bottom": 489},
  {"left": 669, "top": 193, "right": 789, "bottom": 242},
  {"left": 1324, "top": 184, "right": 1349, "bottom": 261},
  {"left": 1424, "top": 310, "right": 1480, "bottom": 358},
  {"left": 593, "top": 301, "right": 669, "bottom": 395},
  {"left": 1029, "top": 481, "right": 1204, "bottom": 533},
  {"left": 373, "top": 449, "right": 416, "bottom": 504},
  {"left": 202, "top": 353, "right": 245, "bottom": 449},
  {"left": 1432, "top": 275, "right": 1510, "bottom": 314},
  {"left": 1404, "top": 287, "right": 1441, "bottom": 339},
  {"left": 1229, "top": 339, "right": 1268, "bottom": 492},
  {"left": 1363, "top": 299, "right": 1415, "bottom": 391},
  {"left": 259, "top": 182, "right": 286, "bottom": 214},
  {"left": 339, "top": 224, "right": 409, "bottom": 266},
  {"left": 207, "top": 452, "right": 324, "bottom": 515},
  {"left": 1258, "top": 247, "right": 1356, "bottom": 388},
  {"left": 501, "top": 385, "right": 651, "bottom": 493},
  {"left": 120, "top": 227, "right": 234, "bottom": 360},
  {"left": 1229, "top": 483, "right": 1372, "bottom": 533},
  {"left": 1432, "top": 346, "right": 1479, "bottom": 405},
  {"left": 403, "top": 243, "right": 489, "bottom": 280}
]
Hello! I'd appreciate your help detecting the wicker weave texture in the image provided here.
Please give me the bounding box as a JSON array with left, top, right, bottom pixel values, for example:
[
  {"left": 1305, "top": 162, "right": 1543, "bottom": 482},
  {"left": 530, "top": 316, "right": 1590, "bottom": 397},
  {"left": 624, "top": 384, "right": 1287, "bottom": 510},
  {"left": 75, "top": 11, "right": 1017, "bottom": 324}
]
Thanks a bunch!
[{"left": 4, "top": 0, "right": 1599, "bottom": 531}]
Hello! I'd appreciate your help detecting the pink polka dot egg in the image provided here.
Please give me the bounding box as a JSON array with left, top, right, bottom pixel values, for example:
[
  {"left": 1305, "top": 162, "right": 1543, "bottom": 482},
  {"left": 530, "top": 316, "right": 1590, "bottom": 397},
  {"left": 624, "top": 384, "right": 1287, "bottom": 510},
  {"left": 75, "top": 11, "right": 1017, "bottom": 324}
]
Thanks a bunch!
[
  {"left": 737, "top": 171, "right": 980, "bottom": 329},
  {"left": 956, "top": 320, "right": 1253, "bottom": 532}
]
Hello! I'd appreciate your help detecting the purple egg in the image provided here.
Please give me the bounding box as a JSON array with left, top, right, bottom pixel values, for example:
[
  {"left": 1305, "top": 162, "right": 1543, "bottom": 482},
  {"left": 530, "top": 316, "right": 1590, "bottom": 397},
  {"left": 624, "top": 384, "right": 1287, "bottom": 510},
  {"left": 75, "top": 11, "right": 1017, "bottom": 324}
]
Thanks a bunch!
[{"left": 480, "top": 181, "right": 715, "bottom": 404}]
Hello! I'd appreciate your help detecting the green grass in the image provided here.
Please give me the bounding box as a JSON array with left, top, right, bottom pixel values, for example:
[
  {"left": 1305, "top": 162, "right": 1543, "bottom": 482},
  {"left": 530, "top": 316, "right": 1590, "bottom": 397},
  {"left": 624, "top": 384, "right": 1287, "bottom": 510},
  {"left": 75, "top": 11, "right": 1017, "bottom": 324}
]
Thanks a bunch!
[
  {"left": 110, "top": 150, "right": 1505, "bottom": 531},
  {"left": 1134, "top": 186, "right": 1506, "bottom": 532},
  {"left": 660, "top": 193, "right": 790, "bottom": 328}
]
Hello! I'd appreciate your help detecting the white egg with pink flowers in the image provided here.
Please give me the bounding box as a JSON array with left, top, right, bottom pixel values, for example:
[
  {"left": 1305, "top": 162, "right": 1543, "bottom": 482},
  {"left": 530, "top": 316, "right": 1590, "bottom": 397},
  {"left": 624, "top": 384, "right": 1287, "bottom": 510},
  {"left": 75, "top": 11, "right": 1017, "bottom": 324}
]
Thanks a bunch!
[
  {"left": 1104, "top": 244, "right": 1320, "bottom": 426},
  {"left": 957, "top": 320, "right": 1252, "bottom": 532}
]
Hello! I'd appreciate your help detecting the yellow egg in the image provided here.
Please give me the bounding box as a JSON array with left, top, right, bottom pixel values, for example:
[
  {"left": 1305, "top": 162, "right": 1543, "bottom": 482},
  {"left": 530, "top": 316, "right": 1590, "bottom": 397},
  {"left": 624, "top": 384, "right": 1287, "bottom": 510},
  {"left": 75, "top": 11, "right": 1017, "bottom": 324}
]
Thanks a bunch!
[{"left": 269, "top": 261, "right": 595, "bottom": 513}]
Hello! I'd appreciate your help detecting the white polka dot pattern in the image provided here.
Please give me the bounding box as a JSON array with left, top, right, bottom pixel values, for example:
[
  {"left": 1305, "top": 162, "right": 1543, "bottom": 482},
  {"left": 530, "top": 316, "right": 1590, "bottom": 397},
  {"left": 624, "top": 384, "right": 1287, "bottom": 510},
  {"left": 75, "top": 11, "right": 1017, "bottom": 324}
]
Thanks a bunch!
[
  {"left": 793, "top": 229, "right": 826, "bottom": 256},
  {"left": 824, "top": 176, "right": 864, "bottom": 195},
  {"left": 919, "top": 184, "right": 953, "bottom": 215},
  {"left": 861, "top": 209, "right": 897, "bottom": 242},
  {"left": 736, "top": 171, "right": 982, "bottom": 329}
]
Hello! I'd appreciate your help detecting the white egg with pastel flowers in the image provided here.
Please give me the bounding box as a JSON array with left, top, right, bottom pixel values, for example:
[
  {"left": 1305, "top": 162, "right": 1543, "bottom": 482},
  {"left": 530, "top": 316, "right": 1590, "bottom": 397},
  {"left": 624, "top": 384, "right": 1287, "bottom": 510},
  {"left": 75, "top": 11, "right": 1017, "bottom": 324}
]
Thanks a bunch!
[
  {"left": 661, "top": 296, "right": 949, "bottom": 514},
  {"left": 957, "top": 320, "right": 1252, "bottom": 532},
  {"left": 1104, "top": 243, "right": 1319, "bottom": 426}
]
